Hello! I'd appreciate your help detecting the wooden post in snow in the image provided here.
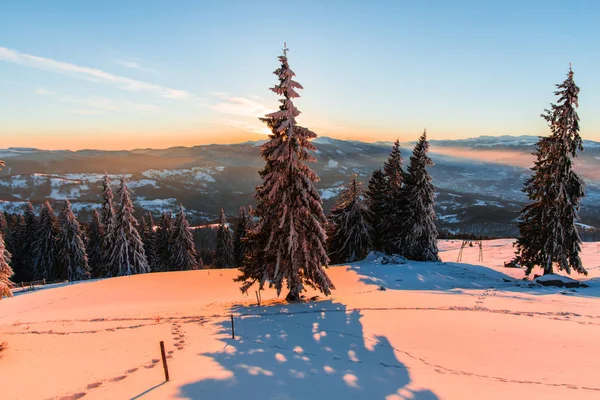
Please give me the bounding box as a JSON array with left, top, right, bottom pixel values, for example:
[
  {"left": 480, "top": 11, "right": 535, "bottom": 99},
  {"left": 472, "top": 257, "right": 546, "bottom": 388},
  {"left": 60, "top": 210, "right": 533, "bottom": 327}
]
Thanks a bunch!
[
  {"left": 231, "top": 314, "right": 235, "bottom": 339},
  {"left": 255, "top": 291, "right": 260, "bottom": 306},
  {"left": 159, "top": 341, "right": 170, "bottom": 381}
]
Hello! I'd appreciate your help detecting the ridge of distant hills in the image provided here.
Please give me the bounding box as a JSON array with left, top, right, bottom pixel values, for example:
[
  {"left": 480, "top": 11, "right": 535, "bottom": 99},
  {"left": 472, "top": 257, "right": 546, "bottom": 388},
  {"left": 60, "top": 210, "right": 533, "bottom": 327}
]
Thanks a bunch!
[{"left": 1, "top": 135, "right": 599, "bottom": 238}]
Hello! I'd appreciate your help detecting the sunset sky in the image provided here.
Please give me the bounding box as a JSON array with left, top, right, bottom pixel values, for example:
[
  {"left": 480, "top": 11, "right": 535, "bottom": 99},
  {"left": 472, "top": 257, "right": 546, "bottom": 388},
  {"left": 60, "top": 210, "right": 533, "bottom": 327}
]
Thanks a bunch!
[{"left": 1, "top": 0, "right": 599, "bottom": 150}]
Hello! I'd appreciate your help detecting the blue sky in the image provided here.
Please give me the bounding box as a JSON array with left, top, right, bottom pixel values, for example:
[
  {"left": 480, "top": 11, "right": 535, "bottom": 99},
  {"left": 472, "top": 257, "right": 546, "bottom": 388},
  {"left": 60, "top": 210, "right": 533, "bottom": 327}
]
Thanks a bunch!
[{"left": 0, "top": 0, "right": 599, "bottom": 149}]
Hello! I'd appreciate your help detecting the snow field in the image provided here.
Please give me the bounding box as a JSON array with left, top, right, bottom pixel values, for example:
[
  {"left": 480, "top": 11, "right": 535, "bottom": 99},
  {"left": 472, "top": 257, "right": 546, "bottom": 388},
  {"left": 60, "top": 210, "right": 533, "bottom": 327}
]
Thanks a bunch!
[{"left": 0, "top": 240, "right": 599, "bottom": 399}]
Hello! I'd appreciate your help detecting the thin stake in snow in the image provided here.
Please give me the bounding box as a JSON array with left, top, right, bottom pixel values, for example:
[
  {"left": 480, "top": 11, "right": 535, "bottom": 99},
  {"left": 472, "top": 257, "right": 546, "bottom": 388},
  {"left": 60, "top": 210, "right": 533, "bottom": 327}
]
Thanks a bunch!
[
  {"left": 159, "top": 341, "right": 170, "bottom": 381},
  {"left": 230, "top": 314, "right": 235, "bottom": 339}
]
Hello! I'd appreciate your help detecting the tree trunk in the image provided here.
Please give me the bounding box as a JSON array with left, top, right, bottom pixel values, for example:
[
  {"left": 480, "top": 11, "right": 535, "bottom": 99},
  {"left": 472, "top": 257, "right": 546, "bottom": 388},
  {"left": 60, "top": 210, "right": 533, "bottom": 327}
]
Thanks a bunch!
[{"left": 285, "top": 286, "right": 301, "bottom": 302}]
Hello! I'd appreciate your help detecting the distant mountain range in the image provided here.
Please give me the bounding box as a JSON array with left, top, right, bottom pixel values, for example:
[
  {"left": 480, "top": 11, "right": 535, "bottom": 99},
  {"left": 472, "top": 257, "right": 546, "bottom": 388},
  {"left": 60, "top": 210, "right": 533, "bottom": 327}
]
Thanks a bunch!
[{"left": 1, "top": 135, "right": 599, "bottom": 237}]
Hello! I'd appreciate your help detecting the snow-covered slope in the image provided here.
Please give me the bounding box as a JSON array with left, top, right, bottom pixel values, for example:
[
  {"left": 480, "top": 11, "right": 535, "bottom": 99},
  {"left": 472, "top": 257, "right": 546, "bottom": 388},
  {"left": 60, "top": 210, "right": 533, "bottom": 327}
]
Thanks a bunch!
[{"left": 1, "top": 240, "right": 599, "bottom": 399}]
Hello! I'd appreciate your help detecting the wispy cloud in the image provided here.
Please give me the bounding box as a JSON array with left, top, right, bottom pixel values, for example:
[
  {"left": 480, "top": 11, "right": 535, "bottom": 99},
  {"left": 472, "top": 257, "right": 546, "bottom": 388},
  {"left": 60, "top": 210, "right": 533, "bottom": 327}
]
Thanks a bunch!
[
  {"left": 209, "top": 93, "right": 272, "bottom": 117},
  {"left": 35, "top": 87, "right": 55, "bottom": 95},
  {"left": 0, "top": 47, "right": 191, "bottom": 100},
  {"left": 223, "top": 119, "right": 271, "bottom": 135},
  {"left": 115, "top": 60, "right": 157, "bottom": 73},
  {"left": 60, "top": 96, "right": 160, "bottom": 115}
]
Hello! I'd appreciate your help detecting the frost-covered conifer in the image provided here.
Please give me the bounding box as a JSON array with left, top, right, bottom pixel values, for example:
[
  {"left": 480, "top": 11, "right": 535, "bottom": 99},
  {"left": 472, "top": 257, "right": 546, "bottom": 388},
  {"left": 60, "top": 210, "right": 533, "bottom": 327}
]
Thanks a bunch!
[
  {"left": 170, "top": 205, "right": 198, "bottom": 271},
  {"left": 215, "top": 209, "right": 234, "bottom": 268},
  {"left": 17, "top": 202, "right": 37, "bottom": 280},
  {"left": 154, "top": 212, "right": 172, "bottom": 272},
  {"left": 365, "top": 168, "right": 388, "bottom": 252},
  {"left": 0, "top": 230, "right": 13, "bottom": 299},
  {"left": 32, "top": 201, "right": 60, "bottom": 281},
  {"left": 101, "top": 173, "right": 116, "bottom": 259},
  {"left": 58, "top": 200, "right": 90, "bottom": 281},
  {"left": 382, "top": 139, "right": 406, "bottom": 254},
  {"left": 141, "top": 212, "right": 158, "bottom": 271},
  {"left": 234, "top": 206, "right": 253, "bottom": 267},
  {"left": 515, "top": 67, "right": 586, "bottom": 276},
  {"left": 397, "top": 130, "right": 439, "bottom": 262},
  {"left": 328, "top": 175, "right": 371, "bottom": 263},
  {"left": 0, "top": 213, "right": 6, "bottom": 236},
  {"left": 86, "top": 209, "right": 105, "bottom": 278},
  {"left": 108, "top": 177, "right": 149, "bottom": 276},
  {"left": 236, "top": 47, "right": 334, "bottom": 300}
]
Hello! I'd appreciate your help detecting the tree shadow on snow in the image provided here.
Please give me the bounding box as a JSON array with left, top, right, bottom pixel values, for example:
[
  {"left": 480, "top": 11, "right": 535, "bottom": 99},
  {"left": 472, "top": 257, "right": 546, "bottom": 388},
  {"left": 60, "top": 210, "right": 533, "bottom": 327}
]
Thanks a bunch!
[
  {"left": 178, "top": 300, "right": 438, "bottom": 400},
  {"left": 347, "top": 254, "right": 600, "bottom": 298}
]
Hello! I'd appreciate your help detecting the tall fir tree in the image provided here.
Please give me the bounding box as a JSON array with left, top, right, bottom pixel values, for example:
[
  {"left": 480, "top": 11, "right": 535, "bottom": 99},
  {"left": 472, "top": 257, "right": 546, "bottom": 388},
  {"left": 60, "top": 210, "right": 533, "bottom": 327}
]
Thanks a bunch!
[
  {"left": 327, "top": 174, "right": 372, "bottom": 264},
  {"left": 514, "top": 67, "right": 586, "bottom": 276},
  {"left": 101, "top": 173, "right": 116, "bottom": 261},
  {"left": 170, "top": 205, "right": 198, "bottom": 271},
  {"left": 58, "top": 200, "right": 91, "bottom": 281},
  {"left": 18, "top": 202, "right": 38, "bottom": 281},
  {"left": 397, "top": 130, "right": 440, "bottom": 262},
  {"left": 0, "top": 229, "right": 13, "bottom": 299},
  {"left": 32, "top": 201, "right": 60, "bottom": 281},
  {"left": 215, "top": 209, "right": 235, "bottom": 268},
  {"left": 141, "top": 212, "right": 158, "bottom": 272},
  {"left": 108, "top": 177, "right": 149, "bottom": 276},
  {"left": 365, "top": 168, "right": 388, "bottom": 252},
  {"left": 236, "top": 47, "right": 334, "bottom": 300},
  {"left": 154, "top": 212, "right": 172, "bottom": 272},
  {"left": 0, "top": 212, "right": 6, "bottom": 236},
  {"left": 86, "top": 209, "right": 106, "bottom": 278},
  {"left": 382, "top": 139, "right": 406, "bottom": 254},
  {"left": 234, "top": 206, "right": 253, "bottom": 267}
]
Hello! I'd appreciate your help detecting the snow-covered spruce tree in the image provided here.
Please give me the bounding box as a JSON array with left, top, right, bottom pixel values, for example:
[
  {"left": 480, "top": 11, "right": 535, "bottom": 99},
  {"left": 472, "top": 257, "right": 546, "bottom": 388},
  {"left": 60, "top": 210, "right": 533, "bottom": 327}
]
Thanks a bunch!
[
  {"left": 108, "top": 177, "right": 149, "bottom": 276},
  {"left": 154, "top": 212, "right": 172, "bottom": 272},
  {"left": 397, "top": 130, "right": 440, "bottom": 262},
  {"left": 32, "top": 201, "right": 60, "bottom": 281},
  {"left": 365, "top": 168, "right": 388, "bottom": 252},
  {"left": 16, "top": 202, "right": 38, "bottom": 281},
  {"left": 215, "top": 209, "right": 235, "bottom": 268},
  {"left": 514, "top": 67, "right": 586, "bottom": 276},
  {"left": 86, "top": 209, "right": 105, "bottom": 278},
  {"left": 101, "top": 173, "right": 116, "bottom": 261},
  {"left": 141, "top": 212, "right": 158, "bottom": 272},
  {"left": 58, "top": 200, "right": 91, "bottom": 281},
  {"left": 382, "top": 139, "right": 406, "bottom": 254},
  {"left": 234, "top": 206, "right": 254, "bottom": 267},
  {"left": 0, "top": 212, "right": 6, "bottom": 236},
  {"left": 0, "top": 229, "right": 13, "bottom": 299},
  {"left": 236, "top": 48, "right": 334, "bottom": 300},
  {"left": 327, "top": 174, "right": 372, "bottom": 264},
  {"left": 170, "top": 205, "right": 198, "bottom": 271}
]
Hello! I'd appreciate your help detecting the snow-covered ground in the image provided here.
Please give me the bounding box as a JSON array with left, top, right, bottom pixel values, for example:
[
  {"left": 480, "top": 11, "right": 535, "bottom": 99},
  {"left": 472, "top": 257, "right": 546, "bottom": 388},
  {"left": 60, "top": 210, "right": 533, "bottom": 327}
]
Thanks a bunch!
[{"left": 1, "top": 239, "right": 599, "bottom": 399}]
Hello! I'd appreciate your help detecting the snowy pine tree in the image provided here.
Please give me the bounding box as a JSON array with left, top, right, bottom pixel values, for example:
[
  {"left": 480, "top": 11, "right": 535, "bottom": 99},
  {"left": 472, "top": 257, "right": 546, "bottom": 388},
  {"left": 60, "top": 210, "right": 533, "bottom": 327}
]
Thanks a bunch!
[
  {"left": 0, "top": 229, "right": 13, "bottom": 299},
  {"left": 514, "top": 67, "right": 587, "bottom": 276},
  {"left": 101, "top": 173, "right": 116, "bottom": 263},
  {"left": 365, "top": 168, "right": 388, "bottom": 252},
  {"left": 32, "top": 201, "right": 60, "bottom": 281},
  {"left": 236, "top": 47, "right": 334, "bottom": 300},
  {"left": 215, "top": 209, "right": 234, "bottom": 268},
  {"left": 108, "top": 177, "right": 149, "bottom": 276},
  {"left": 154, "top": 212, "right": 172, "bottom": 272},
  {"left": 86, "top": 209, "right": 105, "bottom": 278},
  {"left": 327, "top": 174, "right": 371, "bottom": 263},
  {"left": 397, "top": 130, "right": 440, "bottom": 262},
  {"left": 17, "top": 202, "right": 37, "bottom": 281},
  {"left": 0, "top": 212, "right": 6, "bottom": 237},
  {"left": 382, "top": 139, "right": 406, "bottom": 254},
  {"left": 58, "top": 200, "right": 91, "bottom": 281},
  {"left": 170, "top": 205, "right": 198, "bottom": 271},
  {"left": 141, "top": 212, "right": 158, "bottom": 272},
  {"left": 234, "top": 206, "right": 253, "bottom": 267}
]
